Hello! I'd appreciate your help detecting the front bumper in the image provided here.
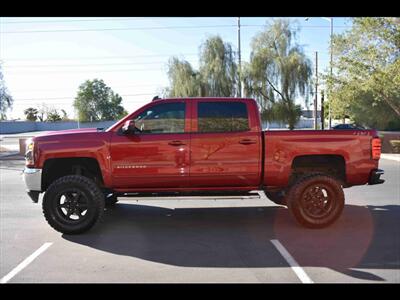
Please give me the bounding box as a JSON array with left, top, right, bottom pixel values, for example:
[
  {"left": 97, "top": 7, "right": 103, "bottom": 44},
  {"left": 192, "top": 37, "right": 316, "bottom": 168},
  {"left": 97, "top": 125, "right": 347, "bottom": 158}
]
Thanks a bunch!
[
  {"left": 368, "top": 168, "right": 385, "bottom": 185},
  {"left": 22, "top": 168, "right": 42, "bottom": 202}
]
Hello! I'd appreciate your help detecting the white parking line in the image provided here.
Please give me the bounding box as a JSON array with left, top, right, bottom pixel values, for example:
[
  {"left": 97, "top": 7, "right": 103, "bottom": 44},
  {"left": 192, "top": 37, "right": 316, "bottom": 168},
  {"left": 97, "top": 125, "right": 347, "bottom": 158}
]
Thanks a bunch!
[
  {"left": 0, "top": 242, "right": 53, "bottom": 284},
  {"left": 270, "top": 239, "right": 314, "bottom": 283}
]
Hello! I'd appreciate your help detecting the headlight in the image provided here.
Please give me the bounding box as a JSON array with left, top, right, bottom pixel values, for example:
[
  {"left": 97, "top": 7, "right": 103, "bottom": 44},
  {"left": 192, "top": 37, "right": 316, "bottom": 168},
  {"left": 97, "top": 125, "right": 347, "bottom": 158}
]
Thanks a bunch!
[{"left": 25, "top": 139, "right": 35, "bottom": 166}]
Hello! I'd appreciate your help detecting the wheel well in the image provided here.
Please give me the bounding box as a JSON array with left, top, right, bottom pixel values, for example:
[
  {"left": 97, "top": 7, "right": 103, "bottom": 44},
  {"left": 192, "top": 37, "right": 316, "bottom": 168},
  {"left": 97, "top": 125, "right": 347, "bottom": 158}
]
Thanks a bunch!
[
  {"left": 42, "top": 157, "right": 104, "bottom": 191},
  {"left": 290, "top": 155, "right": 346, "bottom": 185}
]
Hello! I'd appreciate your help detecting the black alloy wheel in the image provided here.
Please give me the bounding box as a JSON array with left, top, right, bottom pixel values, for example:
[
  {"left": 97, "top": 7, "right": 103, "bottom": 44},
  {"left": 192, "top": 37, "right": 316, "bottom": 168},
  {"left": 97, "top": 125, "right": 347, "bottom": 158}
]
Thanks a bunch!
[
  {"left": 286, "top": 173, "right": 345, "bottom": 228},
  {"left": 43, "top": 175, "right": 105, "bottom": 234}
]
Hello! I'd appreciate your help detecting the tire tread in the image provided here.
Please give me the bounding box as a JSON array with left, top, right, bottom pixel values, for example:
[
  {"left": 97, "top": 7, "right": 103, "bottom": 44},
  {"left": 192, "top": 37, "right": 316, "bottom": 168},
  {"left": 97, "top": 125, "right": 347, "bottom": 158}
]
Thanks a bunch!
[
  {"left": 286, "top": 173, "right": 344, "bottom": 228},
  {"left": 42, "top": 175, "right": 105, "bottom": 234}
]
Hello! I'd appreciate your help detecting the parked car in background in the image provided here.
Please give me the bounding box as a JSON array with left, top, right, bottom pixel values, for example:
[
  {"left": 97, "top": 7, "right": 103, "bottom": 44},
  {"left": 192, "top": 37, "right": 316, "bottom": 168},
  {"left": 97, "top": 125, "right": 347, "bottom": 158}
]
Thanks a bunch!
[{"left": 332, "top": 124, "right": 366, "bottom": 130}]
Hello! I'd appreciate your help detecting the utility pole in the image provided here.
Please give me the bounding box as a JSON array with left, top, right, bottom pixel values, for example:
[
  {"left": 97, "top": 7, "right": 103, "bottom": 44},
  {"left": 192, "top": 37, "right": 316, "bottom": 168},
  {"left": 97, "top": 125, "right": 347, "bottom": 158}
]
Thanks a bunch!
[
  {"left": 314, "top": 51, "right": 318, "bottom": 130},
  {"left": 305, "top": 17, "right": 334, "bottom": 129},
  {"left": 237, "top": 17, "right": 242, "bottom": 98},
  {"left": 328, "top": 17, "right": 333, "bottom": 129},
  {"left": 321, "top": 90, "right": 325, "bottom": 130}
]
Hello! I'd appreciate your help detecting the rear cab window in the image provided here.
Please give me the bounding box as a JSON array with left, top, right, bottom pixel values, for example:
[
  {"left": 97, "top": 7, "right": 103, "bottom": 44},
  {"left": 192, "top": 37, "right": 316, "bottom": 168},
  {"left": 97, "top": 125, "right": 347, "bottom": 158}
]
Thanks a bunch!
[{"left": 197, "top": 101, "right": 249, "bottom": 133}]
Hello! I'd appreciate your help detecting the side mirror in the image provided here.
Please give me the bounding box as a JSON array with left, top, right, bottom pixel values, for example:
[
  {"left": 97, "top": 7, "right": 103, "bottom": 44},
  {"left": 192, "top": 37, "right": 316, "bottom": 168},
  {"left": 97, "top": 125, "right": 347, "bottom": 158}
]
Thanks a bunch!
[{"left": 121, "top": 120, "right": 135, "bottom": 134}]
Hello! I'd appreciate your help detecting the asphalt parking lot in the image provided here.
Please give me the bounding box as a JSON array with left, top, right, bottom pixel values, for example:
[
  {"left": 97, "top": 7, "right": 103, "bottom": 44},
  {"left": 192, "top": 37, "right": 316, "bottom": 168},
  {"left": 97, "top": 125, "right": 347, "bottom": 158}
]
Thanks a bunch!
[{"left": 0, "top": 156, "right": 399, "bottom": 283}]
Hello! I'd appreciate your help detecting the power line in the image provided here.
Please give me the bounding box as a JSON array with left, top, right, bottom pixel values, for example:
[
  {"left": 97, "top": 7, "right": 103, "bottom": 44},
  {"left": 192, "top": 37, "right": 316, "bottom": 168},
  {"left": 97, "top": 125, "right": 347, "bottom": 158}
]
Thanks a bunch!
[
  {"left": 242, "top": 24, "right": 350, "bottom": 28},
  {"left": 0, "top": 18, "right": 153, "bottom": 24},
  {"left": 2, "top": 58, "right": 330, "bottom": 70},
  {"left": 2, "top": 61, "right": 189, "bottom": 68},
  {"left": 1, "top": 52, "right": 329, "bottom": 65},
  {"left": 1, "top": 24, "right": 237, "bottom": 34},
  {"left": 0, "top": 24, "right": 352, "bottom": 34},
  {"left": 0, "top": 53, "right": 198, "bottom": 61},
  {"left": 1, "top": 17, "right": 351, "bottom": 26},
  {"left": 0, "top": 17, "right": 217, "bottom": 24},
  {"left": 13, "top": 93, "right": 156, "bottom": 101},
  {"left": 9, "top": 83, "right": 164, "bottom": 92},
  {"left": 5, "top": 68, "right": 167, "bottom": 74}
]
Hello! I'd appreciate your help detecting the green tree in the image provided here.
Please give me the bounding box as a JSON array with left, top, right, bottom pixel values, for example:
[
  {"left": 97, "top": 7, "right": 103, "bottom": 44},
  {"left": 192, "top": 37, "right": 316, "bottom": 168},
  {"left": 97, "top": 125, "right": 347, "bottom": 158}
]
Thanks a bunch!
[
  {"left": 60, "top": 109, "right": 70, "bottom": 121},
  {"left": 327, "top": 17, "right": 400, "bottom": 130},
  {"left": 24, "top": 107, "right": 38, "bottom": 121},
  {"left": 243, "top": 19, "right": 312, "bottom": 130},
  {"left": 73, "top": 79, "right": 127, "bottom": 122},
  {"left": 0, "top": 66, "right": 13, "bottom": 120},
  {"left": 199, "top": 35, "right": 237, "bottom": 97},
  {"left": 46, "top": 109, "right": 62, "bottom": 122},
  {"left": 165, "top": 57, "right": 202, "bottom": 97},
  {"left": 165, "top": 36, "right": 238, "bottom": 98},
  {"left": 96, "top": 92, "right": 128, "bottom": 120}
]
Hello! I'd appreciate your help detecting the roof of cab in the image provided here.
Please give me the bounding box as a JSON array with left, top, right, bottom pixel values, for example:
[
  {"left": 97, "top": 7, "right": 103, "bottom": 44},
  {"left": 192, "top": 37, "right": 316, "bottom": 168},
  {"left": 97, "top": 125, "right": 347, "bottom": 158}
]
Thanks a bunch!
[{"left": 153, "top": 97, "right": 255, "bottom": 102}]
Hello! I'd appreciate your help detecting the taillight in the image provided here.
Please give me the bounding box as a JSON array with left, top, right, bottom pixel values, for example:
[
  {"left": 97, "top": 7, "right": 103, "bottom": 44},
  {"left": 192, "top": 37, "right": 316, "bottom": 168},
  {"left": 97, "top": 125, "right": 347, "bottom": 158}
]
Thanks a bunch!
[{"left": 371, "top": 137, "right": 381, "bottom": 160}]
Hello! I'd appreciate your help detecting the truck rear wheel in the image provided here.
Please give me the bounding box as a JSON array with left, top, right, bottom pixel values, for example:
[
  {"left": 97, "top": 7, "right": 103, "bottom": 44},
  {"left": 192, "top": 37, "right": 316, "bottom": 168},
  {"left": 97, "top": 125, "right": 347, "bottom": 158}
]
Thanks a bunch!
[
  {"left": 42, "top": 175, "right": 105, "bottom": 234},
  {"left": 286, "top": 173, "right": 344, "bottom": 228}
]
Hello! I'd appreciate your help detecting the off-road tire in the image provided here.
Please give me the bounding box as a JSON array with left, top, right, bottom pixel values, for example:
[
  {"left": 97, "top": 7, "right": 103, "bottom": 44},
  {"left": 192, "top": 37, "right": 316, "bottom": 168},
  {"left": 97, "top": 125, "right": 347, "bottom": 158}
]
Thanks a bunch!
[
  {"left": 286, "top": 173, "right": 344, "bottom": 228},
  {"left": 42, "top": 175, "right": 105, "bottom": 234}
]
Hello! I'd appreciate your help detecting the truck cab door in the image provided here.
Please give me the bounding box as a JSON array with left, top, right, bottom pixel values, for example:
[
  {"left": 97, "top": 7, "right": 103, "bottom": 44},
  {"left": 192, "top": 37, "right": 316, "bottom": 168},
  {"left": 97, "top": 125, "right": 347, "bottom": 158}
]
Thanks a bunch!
[
  {"left": 109, "top": 100, "right": 191, "bottom": 189},
  {"left": 189, "top": 100, "right": 262, "bottom": 188}
]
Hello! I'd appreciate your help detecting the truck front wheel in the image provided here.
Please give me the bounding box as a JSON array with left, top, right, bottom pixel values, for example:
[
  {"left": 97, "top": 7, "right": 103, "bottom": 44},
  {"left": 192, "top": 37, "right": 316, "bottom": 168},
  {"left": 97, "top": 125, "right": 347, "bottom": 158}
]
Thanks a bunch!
[
  {"left": 42, "top": 175, "right": 105, "bottom": 234},
  {"left": 286, "top": 174, "right": 344, "bottom": 228}
]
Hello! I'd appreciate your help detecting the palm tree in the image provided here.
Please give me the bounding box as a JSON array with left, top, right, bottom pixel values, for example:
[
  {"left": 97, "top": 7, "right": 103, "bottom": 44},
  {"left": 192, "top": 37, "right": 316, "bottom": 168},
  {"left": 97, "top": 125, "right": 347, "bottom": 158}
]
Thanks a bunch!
[
  {"left": 243, "top": 19, "right": 312, "bottom": 130},
  {"left": 24, "top": 107, "right": 38, "bottom": 121}
]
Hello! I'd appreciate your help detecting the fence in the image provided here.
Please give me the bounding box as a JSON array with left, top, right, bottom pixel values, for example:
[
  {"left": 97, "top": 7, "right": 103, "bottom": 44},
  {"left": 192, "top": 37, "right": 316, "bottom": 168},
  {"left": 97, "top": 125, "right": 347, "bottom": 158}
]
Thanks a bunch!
[
  {"left": 262, "top": 118, "right": 321, "bottom": 130},
  {"left": 1, "top": 118, "right": 320, "bottom": 134},
  {"left": 0, "top": 121, "right": 116, "bottom": 134}
]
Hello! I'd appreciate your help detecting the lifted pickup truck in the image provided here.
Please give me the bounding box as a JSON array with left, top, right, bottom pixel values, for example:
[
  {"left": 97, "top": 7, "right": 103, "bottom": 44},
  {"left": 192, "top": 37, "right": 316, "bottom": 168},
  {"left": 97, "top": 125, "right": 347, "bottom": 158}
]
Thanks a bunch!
[{"left": 22, "top": 97, "right": 384, "bottom": 234}]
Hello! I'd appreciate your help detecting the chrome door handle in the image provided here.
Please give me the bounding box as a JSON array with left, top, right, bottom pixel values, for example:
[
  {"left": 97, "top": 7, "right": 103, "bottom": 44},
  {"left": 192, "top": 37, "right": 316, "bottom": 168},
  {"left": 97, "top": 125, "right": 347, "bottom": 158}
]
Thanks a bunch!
[{"left": 239, "top": 139, "right": 256, "bottom": 145}]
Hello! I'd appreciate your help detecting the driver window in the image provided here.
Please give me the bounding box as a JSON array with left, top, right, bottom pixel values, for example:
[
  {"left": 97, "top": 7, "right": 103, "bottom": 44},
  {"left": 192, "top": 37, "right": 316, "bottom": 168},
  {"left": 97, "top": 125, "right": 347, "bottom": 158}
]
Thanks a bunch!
[{"left": 133, "top": 102, "right": 186, "bottom": 134}]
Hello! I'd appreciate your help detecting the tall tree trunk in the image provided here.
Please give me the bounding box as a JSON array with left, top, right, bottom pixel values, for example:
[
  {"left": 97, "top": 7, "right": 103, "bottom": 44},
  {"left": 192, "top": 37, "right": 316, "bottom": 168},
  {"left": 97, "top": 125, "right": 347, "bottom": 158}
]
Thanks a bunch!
[
  {"left": 286, "top": 100, "right": 296, "bottom": 130},
  {"left": 382, "top": 94, "right": 400, "bottom": 116}
]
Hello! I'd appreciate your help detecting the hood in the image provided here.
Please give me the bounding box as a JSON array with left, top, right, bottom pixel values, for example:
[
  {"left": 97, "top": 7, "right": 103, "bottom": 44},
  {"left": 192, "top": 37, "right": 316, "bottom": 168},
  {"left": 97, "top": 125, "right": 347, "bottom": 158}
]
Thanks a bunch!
[
  {"left": 36, "top": 128, "right": 98, "bottom": 137},
  {"left": 34, "top": 128, "right": 101, "bottom": 140}
]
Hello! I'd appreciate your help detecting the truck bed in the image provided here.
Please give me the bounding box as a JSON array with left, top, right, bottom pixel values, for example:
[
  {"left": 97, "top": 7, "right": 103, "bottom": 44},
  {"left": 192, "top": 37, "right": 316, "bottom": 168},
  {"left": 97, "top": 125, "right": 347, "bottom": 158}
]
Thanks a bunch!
[{"left": 263, "top": 129, "right": 379, "bottom": 188}]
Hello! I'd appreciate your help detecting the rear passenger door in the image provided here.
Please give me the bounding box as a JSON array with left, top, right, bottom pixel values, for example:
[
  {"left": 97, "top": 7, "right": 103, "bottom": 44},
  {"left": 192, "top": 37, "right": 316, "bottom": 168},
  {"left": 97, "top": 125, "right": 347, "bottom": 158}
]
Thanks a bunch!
[{"left": 189, "top": 100, "right": 261, "bottom": 188}]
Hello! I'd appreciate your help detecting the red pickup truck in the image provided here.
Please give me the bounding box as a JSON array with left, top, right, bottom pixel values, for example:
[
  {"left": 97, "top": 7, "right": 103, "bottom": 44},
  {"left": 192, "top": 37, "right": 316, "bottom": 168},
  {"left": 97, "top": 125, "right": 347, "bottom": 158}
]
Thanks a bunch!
[{"left": 22, "top": 97, "right": 384, "bottom": 234}]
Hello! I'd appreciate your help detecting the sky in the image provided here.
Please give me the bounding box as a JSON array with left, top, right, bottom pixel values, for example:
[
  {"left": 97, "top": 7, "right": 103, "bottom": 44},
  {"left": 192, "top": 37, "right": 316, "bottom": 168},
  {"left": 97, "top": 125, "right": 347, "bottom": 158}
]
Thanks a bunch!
[{"left": 0, "top": 17, "right": 352, "bottom": 120}]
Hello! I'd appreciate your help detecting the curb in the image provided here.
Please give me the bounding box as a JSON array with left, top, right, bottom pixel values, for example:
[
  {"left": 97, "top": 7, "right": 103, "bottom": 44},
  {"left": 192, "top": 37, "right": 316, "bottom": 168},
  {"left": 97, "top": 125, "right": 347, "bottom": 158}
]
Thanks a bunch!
[{"left": 0, "top": 151, "right": 21, "bottom": 159}]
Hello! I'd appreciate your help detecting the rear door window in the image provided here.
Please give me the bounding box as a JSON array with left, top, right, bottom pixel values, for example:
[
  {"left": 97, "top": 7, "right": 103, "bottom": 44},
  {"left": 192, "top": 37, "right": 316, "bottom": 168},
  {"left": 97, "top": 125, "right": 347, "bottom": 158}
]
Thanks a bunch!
[{"left": 197, "top": 101, "right": 249, "bottom": 133}]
